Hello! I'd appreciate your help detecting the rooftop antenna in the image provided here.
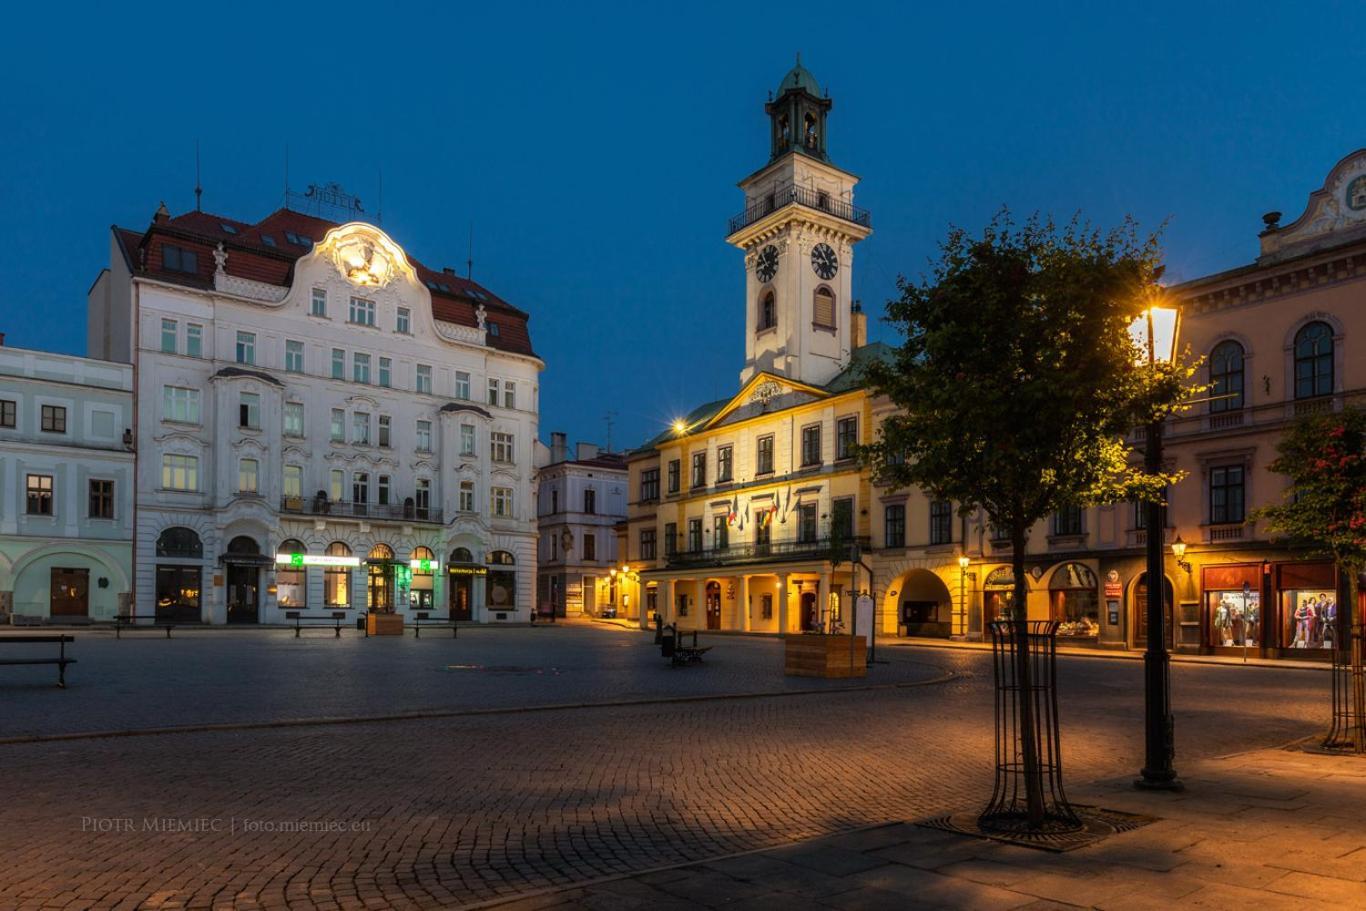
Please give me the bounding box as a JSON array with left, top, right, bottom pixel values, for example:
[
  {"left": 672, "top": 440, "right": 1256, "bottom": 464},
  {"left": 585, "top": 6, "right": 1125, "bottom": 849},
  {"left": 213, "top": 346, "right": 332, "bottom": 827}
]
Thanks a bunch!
[
  {"left": 194, "top": 141, "right": 202, "bottom": 212},
  {"left": 466, "top": 222, "right": 474, "bottom": 280},
  {"left": 604, "top": 411, "right": 618, "bottom": 453}
]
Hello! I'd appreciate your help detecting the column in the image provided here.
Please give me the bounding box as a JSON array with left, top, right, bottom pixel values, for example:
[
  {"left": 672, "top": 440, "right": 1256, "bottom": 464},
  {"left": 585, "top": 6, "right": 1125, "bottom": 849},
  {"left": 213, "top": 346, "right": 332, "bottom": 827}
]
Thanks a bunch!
[
  {"left": 738, "top": 575, "right": 751, "bottom": 632},
  {"left": 819, "top": 568, "right": 832, "bottom": 632},
  {"left": 474, "top": 574, "right": 487, "bottom": 623},
  {"left": 777, "top": 572, "right": 789, "bottom": 636},
  {"left": 662, "top": 579, "right": 675, "bottom": 624}
]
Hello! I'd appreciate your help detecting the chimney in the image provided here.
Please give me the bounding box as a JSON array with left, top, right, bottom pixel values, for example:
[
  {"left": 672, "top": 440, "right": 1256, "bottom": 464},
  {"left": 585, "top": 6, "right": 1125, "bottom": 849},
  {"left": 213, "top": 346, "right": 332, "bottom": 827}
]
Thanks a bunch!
[
  {"left": 576, "top": 442, "right": 599, "bottom": 462},
  {"left": 850, "top": 300, "right": 867, "bottom": 351},
  {"left": 153, "top": 202, "right": 171, "bottom": 224},
  {"left": 443, "top": 267, "right": 456, "bottom": 275},
  {"left": 550, "top": 432, "right": 568, "bottom": 463},
  {"left": 0, "top": 332, "right": 5, "bottom": 346}
]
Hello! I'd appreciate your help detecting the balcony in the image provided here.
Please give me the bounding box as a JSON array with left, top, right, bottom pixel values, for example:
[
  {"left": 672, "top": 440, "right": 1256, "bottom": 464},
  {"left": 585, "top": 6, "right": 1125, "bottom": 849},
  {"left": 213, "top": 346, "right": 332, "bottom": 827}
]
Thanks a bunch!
[
  {"left": 279, "top": 496, "right": 442, "bottom": 525},
  {"left": 728, "top": 186, "right": 871, "bottom": 235},
  {"left": 665, "top": 536, "right": 870, "bottom": 569}
]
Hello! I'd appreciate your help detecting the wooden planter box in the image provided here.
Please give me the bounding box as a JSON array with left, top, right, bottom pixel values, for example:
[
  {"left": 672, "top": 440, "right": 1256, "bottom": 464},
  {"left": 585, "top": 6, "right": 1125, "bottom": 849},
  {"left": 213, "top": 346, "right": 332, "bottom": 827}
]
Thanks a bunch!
[
  {"left": 784, "top": 634, "right": 867, "bottom": 678},
  {"left": 366, "top": 613, "right": 405, "bottom": 636}
]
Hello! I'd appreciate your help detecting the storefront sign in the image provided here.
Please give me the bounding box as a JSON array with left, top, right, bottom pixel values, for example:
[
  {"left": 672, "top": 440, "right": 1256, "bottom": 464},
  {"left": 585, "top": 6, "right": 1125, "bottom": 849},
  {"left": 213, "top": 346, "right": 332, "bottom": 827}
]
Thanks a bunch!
[
  {"left": 275, "top": 553, "right": 362, "bottom": 568},
  {"left": 410, "top": 558, "right": 439, "bottom": 572},
  {"left": 447, "top": 565, "right": 488, "bottom": 576},
  {"left": 1104, "top": 570, "right": 1123, "bottom": 599}
]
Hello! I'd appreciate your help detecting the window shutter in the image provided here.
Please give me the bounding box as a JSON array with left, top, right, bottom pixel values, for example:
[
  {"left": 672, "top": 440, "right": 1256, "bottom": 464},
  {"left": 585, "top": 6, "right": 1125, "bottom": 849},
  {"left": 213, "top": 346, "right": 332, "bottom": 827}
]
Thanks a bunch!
[{"left": 814, "top": 288, "right": 835, "bottom": 328}]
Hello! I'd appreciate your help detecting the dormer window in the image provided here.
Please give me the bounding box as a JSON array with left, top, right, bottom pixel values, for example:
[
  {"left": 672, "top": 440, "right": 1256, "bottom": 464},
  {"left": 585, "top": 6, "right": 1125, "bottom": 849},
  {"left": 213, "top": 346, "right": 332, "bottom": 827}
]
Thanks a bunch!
[
  {"left": 220, "top": 223, "right": 239, "bottom": 235},
  {"left": 162, "top": 244, "right": 198, "bottom": 274}
]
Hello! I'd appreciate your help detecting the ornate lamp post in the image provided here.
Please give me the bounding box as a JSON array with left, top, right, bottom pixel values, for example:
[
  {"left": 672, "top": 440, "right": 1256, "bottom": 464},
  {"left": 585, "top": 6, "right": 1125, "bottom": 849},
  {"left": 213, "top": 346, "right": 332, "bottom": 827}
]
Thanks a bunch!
[{"left": 1130, "top": 302, "right": 1183, "bottom": 792}]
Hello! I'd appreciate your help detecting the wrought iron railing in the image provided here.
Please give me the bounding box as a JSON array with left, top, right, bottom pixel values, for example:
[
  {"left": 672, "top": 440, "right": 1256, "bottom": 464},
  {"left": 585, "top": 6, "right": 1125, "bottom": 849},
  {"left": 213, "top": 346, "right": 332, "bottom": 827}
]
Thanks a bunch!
[
  {"left": 728, "top": 185, "right": 871, "bottom": 234},
  {"left": 665, "top": 536, "right": 870, "bottom": 568},
  {"left": 279, "top": 496, "right": 442, "bottom": 524}
]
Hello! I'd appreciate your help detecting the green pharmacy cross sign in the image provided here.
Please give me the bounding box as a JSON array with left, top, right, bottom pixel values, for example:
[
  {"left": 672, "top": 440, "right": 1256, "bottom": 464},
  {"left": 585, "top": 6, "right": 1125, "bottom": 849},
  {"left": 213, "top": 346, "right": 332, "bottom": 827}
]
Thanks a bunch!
[
  {"left": 289, "top": 553, "right": 305, "bottom": 568},
  {"left": 416, "top": 558, "right": 433, "bottom": 573}
]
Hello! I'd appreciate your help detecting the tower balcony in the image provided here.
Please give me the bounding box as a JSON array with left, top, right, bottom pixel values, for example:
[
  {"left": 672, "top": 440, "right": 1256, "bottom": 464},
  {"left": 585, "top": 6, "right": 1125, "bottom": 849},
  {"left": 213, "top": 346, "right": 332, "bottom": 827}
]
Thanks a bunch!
[{"left": 728, "top": 185, "right": 872, "bottom": 236}]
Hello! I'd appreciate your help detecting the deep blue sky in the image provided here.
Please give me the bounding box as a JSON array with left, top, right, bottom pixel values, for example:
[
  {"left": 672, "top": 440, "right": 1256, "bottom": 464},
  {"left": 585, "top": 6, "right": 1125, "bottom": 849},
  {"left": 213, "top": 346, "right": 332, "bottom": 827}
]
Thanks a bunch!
[{"left": 0, "top": 2, "right": 1357, "bottom": 449}]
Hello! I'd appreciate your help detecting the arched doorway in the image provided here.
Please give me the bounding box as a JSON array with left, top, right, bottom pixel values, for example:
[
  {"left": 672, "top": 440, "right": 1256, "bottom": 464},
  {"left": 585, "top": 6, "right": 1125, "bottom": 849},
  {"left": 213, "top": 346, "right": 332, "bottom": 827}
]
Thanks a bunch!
[
  {"left": 225, "top": 535, "right": 261, "bottom": 624},
  {"left": 984, "top": 567, "right": 1026, "bottom": 625},
  {"left": 367, "top": 543, "right": 395, "bottom": 613},
  {"left": 448, "top": 547, "right": 478, "bottom": 621},
  {"left": 894, "top": 569, "right": 954, "bottom": 638},
  {"left": 1132, "top": 572, "right": 1174, "bottom": 648},
  {"left": 705, "top": 581, "right": 722, "bottom": 630},
  {"left": 1049, "top": 562, "right": 1099, "bottom": 642},
  {"left": 800, "top": 589, "right": 818, "bottom": 632},
  {"left": 155, "top": 527, "right": 203, "bottom": 622}
]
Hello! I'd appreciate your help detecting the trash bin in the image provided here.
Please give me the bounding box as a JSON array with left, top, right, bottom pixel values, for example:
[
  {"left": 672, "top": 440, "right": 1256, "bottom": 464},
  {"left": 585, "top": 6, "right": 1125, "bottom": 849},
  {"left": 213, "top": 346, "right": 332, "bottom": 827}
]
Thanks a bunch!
[
  {"left": 356, "top": 615, "right": 366, "bottom": 631},
  {"left": 660, "top": 630, "right": 676, "bottom": 659}
]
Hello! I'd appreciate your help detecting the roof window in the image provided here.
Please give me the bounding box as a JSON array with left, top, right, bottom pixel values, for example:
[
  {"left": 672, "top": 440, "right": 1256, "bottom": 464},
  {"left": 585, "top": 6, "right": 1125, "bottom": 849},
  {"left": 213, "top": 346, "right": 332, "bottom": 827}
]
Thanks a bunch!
[
  {"left": 260, "top": 234, "right": 277, "bottom": 248},
  {"left": 220, "top": 223, "right": 239, "bottom": 235}
]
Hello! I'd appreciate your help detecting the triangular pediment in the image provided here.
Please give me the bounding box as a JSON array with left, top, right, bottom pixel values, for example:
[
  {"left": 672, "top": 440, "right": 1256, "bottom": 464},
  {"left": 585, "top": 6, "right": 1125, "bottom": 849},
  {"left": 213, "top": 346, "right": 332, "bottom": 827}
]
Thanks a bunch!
[{"left": 702, "top": 372, "right": 829, "bottom": 431}]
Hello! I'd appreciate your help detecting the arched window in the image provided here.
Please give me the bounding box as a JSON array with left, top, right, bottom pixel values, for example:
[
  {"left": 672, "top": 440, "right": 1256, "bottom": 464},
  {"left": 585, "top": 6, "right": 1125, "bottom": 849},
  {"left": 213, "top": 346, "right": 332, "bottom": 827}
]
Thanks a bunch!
[
  {"left": 450, "top": 547, "right": 475, "bottom": 564},
  {"left": 1294, "top": 321, "right": 1334, "bottom": 399},
  {"left": 1208, "top": 340, "right": 1244, "bottom": 413},
  {"left": 156, "top": 527, "right": 202, "bottom": 559},
  {"left": 758, "top": 290, "right": 776, "bottom": 332},
  {"left": 488, "top": 550, "right": 516, "bottom": 565},
  {"left": 813, "top": 286, "right": 836, "bottom": 329},
  {"left": 411, "top": 546, "right": 435, "bottom": 574},
  {"left": 227, "top": 535, "right": 259, "bottom": 555},
  {"left": 368, "top": 543, "right": 394, "bottom": 561},
  {"left": 277, "top": 539, "right": 307, "bottom": 608},
  {"left": 324, "top": 542, "right": 351, "bottom": 608},
  {"left": 1049, "top": 562, "right": 1099, "bottom": 639}
]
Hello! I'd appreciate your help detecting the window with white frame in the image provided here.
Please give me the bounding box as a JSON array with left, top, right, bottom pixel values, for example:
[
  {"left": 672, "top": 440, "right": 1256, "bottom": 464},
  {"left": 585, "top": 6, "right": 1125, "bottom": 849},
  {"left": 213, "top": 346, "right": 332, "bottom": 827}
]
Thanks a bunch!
[
  {"left": 353, "top": 352, "right": 371, "bottom": 384},
  {"left": 492, "top": 486, "right": 514, "bottom": 518},
  {"left": 186, "top": 323, "right": 203, "bottom": 357},
  {"left": 491, "top": 431, "right": 514, "bottom": 463},
  {"left": 377, "top": 474, "right": 390, "bottom": 505},
  {"left": 331, "top": 348, "right": 345, "bottom": 380},
  {"left": 349, "top": 297, "right": 376, "bottom": 326},
  {"left": 161, "top": 318, "right": 177, "bottom": 354},
  {"left": 396, "top": 307, "right": 411, "bottom": 334},
  {"left": 285, "top": 339, "right": 304, "bottom": 373},
  {"left": 310, "top": 288, "right": 327, "bottom": 317},
  {"left": 460, "top": 423, "right": 476, "bottom": 455},
  {"left": 459, "top": 480, "right": 475, "bottom": 512},
  {"left": 163, "top": 386, "right": 200, "bottom": 424},
  {"left": 283, "top": 464, "right": 302, "bottom": 498},
  {"left": 330, "top": 408, "right": 345, "bottom": 443},
  {"left": 487, "top": 377, "right": 499, "bottom": 405},
  {"left": 415, "top": 478, "right": 431, "bottom": 514},
  {"left": 416, "top": 420, "right": 432, "bottom": 451},
  {"left": 238, "top": 458, "right": 259, "bottom": 494},
  {"left": 378, "top": 357, "right": 391, "bottom": 388},
  {"left": 378, "top": 414, "right": 391, "bottom": 448},
  {"left": 239, "top": 392, "right": 260, "bottom": 429},
  {"left": 283, "top": 402, "right": 304, "bottom": 437},
  {"left": 455, "top": 371, "right": 471, "bottom": 400},
  {"left": 235, "top": 331, "right": 256, "bottom": 365},
  {"left": 353, "top": 411, "right": 370, "bottom": 445},
  {"left": 353, "top": 472, "right": 369, "bottom": 505},
  {"left": 416, "top": 364, "right": 432, "bottom": 394},
  {"left": 504, "top": 382, "right": 516, "bottom": 410},
  {"left": 329, "top": 469, "right": 344, "bottom": 502},
  {"left": 162, "top": 453, "right": 199, "bottom": 491}
]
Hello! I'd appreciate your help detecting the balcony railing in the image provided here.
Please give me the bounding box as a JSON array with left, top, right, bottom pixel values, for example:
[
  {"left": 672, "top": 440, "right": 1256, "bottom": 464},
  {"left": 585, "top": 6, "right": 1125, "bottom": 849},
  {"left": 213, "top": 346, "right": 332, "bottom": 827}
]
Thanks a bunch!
[
  {"left": 665, "top": 536, "right": 870, "bottom": 568},
  {"left": 280, "top": 496, "right": 442, "bottom": 525},
  {"left": 728, "top": 186, "right": 871, "bottom": 235}
]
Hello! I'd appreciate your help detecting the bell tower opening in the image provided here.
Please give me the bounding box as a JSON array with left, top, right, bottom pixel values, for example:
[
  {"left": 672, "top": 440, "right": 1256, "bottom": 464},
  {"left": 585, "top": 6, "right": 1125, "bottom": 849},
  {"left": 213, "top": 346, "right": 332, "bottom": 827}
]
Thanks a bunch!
[{"left": 767, "top": 53, "right": 831, "bottom": 162}]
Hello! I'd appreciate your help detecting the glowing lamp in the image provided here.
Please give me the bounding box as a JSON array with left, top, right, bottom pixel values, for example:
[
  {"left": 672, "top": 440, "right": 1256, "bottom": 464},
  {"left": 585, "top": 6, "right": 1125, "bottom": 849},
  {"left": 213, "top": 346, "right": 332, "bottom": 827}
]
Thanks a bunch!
[
  {"left": 672, "top": 419, "right": 687, "bottom": 435},
  {"left": 1128, "top": 302, "right": 1180, "bottom": 366},
  {"left": 957, "top": 555, "right": 971, "bottom": 570}
]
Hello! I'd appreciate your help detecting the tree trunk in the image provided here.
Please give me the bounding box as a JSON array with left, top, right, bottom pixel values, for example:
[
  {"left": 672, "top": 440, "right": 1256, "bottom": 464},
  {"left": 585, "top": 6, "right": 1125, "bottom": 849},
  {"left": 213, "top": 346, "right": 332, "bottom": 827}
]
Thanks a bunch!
[
  {"left": 1350, "top": 570, "right": 1365, "bottom": 752},
  {"left": 1011, "top": 522, "right": 1045, "bottom": 826}
]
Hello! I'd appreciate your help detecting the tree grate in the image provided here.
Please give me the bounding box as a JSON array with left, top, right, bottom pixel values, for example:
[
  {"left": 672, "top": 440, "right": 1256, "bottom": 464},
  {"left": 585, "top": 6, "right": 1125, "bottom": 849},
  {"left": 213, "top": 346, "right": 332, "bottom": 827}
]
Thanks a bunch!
[{"left": 916, "top": 805, "right": 1158, "bottom": 853}]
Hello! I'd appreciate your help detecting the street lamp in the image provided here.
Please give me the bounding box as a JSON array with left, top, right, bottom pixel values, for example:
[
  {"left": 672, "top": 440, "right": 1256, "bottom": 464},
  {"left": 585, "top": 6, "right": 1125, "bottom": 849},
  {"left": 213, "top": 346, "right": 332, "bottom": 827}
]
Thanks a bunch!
[
  {"left": 957, "top": 554, "right": 971, "bottom": 638},
  {"left": 1130, "top": 301, "right": 1183, "bottom": 792},
  {"left": 1171, "top": 535, "right": 1191, "bottom": 574}
]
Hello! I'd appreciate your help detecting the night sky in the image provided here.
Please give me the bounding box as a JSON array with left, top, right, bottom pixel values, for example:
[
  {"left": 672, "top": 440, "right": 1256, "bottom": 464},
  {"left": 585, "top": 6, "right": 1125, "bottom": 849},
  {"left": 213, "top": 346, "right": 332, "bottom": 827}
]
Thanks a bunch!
[{"left": 0, "top": 2, "right": 1357, "bottom": 449}]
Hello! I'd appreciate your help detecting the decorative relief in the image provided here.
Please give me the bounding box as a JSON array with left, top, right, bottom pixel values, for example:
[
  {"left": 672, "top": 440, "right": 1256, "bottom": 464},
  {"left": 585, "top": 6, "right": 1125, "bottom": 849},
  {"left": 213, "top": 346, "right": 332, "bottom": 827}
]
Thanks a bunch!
[
  {"left": 434, "top": 319, "right": 487, "bottom": 346},
  {"left": 213, "top": 272, "right": 290, "bottom": 302}
]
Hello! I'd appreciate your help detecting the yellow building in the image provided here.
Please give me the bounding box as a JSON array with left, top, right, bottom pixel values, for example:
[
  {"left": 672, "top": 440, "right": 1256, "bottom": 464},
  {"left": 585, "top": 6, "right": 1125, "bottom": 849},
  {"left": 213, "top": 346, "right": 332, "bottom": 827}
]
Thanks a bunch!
[{"left": 618, "top": 61, "right": 881, "bottom": 634}]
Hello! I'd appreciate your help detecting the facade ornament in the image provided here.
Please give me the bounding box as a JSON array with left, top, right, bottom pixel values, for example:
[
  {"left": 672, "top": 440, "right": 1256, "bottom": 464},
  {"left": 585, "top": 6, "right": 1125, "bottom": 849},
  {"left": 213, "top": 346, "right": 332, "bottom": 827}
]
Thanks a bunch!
[
  {"left": 476, "top": 303, "right": 488, "bottom": 330},
  {"left": 213, "top": 242, "right": 228, "bottom": 275}
]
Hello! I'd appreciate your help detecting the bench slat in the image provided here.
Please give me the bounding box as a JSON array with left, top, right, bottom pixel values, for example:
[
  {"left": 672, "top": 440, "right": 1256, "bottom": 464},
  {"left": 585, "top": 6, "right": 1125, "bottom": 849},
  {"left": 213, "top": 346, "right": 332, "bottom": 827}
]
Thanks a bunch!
[{"left": 0, "top": 658, "right": 77, "bottom": 666}]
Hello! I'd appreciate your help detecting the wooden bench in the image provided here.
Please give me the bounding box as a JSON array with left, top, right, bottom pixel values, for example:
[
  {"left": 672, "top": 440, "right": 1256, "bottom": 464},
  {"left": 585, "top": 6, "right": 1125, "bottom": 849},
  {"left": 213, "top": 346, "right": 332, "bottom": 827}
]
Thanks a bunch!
[
  {"left": 113, "top": 614, "right": 176, "bottom": 639},
  {"left": 411, "top": 612, "right": 459, "bottom": 639},
  {"left": 660, "top": 624, "right": 711, "bottom": 667},
  {"left": 285, "top": 611, "right": 347, "bottom": 638},
  {"left": 0, "top": 635, "right": 76, "bottom": 687}
]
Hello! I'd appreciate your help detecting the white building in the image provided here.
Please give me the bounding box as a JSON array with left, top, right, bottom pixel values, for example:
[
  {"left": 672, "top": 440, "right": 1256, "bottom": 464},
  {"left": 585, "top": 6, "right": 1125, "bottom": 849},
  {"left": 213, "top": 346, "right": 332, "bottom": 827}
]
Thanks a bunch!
[
  {"left": 534, "top": 433, "right": 628, "bottom": 618},
  {"left": 0, "top": 344, "right": 134, "bottom": 622},
  {"left": 87, "top": 202, "right": 542, "bottom": 624}
]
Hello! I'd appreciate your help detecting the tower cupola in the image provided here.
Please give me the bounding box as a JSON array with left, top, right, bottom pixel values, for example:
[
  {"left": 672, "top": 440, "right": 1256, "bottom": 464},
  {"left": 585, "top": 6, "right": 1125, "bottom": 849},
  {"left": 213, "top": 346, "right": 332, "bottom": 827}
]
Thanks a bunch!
[{"left": 767, "top": 54, "right": 832, "bottom": 163}]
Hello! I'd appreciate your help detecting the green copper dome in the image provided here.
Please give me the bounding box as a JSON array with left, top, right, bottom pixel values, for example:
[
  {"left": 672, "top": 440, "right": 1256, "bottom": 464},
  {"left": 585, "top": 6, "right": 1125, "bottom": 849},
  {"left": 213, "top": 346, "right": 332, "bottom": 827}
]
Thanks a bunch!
[{"left": 776, "top": 55, "right": 821, "bottom": 97}]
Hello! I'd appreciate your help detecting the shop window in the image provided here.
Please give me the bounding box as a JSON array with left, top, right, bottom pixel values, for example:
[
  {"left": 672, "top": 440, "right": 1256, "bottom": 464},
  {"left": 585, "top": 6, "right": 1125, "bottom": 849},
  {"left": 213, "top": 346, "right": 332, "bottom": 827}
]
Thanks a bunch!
[
  {"left": 1050, "top": 562, "right": 1098, "bottom": 639},
  {"left": 155, "top": 565, "right": 201, "bottom": 622},
  {"left": 276, "top": 539, "right": 307, "bottom": 608},
  {"left": 409, "top": 546, "right": 435, "bottom": 610},
  {"left": 1293, "top": 321, "right": 1333, "bottom": 400},
  {"left": 324, "top": 542, "right": 351, "bottom": 608},
  {"left": 1209, "top": 587, "right": 1260, "bottom": 648}
]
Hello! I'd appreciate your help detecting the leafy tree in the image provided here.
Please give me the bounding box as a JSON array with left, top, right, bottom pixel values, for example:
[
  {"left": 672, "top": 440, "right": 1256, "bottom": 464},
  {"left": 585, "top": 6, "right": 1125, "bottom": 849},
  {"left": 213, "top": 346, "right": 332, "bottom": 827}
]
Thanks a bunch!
[
  {"left": 861, "top": 212, "right": 1197, "bottom": 825},
  {"left": 1252, "top": 407, "right": 1366, "bottom": 748}
]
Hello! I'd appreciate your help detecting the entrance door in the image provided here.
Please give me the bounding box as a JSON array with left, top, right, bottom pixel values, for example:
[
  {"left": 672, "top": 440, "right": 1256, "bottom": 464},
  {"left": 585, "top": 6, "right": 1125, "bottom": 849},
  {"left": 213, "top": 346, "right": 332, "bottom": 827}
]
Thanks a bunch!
[
  {"left": 449, "top": 575, "right": 473, "bottom": 621},
  {"left": 50, "top": 568, "right": 89, "bottom": 618},
  {"left": 800, "top": 591, "right": 818, "bottom": 631},
  {"left": 226, "top": 565, "right": 259, "bottom": 624},
  {"left": 705, "top": 582, "right": 722, "bottom": 630},
  {"left": 1133, "top": 574, "right": 1174, "bottom": 648}
]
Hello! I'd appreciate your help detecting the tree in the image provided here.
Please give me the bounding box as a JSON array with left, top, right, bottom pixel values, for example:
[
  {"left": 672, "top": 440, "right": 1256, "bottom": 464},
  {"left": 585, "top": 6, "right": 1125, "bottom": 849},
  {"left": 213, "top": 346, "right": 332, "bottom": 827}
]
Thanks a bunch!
[
  {"left": 1252, "top": 407, "right": 1366, "bottom": 750},
  {"left": 860, "top": 212, "right": 1196, "bottom": 826}
]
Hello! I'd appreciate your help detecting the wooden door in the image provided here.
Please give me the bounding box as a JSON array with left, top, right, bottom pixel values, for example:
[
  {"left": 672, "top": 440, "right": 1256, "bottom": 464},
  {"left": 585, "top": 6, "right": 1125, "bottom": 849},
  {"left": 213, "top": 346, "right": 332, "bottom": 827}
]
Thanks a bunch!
[
  {"left": 50, "top": 568, "right": 89, "bottom": 617},
  {"left": 705, "top": 583, "right": 722, "bottom": 630}
]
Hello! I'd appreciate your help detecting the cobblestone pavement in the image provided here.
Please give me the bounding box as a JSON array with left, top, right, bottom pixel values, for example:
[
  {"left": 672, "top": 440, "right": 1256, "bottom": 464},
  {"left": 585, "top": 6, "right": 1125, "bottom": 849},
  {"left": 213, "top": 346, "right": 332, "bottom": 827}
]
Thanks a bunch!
[{"left": 0, "top": 627, "right": 1332, "bottom": 909}]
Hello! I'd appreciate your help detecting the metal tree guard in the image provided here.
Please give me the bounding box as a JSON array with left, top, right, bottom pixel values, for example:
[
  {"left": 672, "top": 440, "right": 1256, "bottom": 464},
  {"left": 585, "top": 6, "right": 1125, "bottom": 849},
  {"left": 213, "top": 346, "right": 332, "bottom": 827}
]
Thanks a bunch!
[
  {"left": 979, "top": 619, "right": 1082, "bottom": 834},
  {"left": 1323, "top": 620, "right": 1366, "bottom": 753}
]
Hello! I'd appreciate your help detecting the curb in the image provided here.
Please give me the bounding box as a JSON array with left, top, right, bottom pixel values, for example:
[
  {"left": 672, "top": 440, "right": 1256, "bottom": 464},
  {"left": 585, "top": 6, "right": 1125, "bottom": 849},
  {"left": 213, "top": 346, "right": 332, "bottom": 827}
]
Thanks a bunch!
[
  {"left": 881, "top": 638, "right": 1331, "bottom": 671},
  {"left": 0, "top": 668, "right": 958, "bottom": 746}
]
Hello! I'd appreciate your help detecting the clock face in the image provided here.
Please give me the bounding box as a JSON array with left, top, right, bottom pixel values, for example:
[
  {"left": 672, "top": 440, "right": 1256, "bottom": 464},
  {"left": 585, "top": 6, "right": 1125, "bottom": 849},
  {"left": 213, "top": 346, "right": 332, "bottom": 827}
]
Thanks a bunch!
[
  {"left": 811, "top": 242, "right": 838, "bottom": 280},
  {"left": 755, "top": 245, "right": 779, "bottom": 283}
]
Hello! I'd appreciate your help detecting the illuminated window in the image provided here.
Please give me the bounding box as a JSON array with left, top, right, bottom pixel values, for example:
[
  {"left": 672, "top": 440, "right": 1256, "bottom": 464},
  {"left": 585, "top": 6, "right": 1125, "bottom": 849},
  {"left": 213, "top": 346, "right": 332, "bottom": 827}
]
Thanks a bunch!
[
  {"left": 161, "top": 454, "right": 199, "bottom": 491},
  {"left": 41, "top": 405, "right": 66, "bottom": 434},
  {"left": 238, "top": 458, "right": 258, "bottom": 494},
  {"left": 26, "top": 474, "right": 53, "bottom": 515}
]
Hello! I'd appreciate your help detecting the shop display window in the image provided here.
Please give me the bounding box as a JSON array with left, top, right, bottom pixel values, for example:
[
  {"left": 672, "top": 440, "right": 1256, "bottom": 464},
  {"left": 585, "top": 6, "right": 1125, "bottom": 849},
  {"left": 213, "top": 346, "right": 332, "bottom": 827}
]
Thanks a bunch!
[
  {"left": 1050, "top": 563, "right": 1099, "bottom": 639},
  {"left": 1209, "top": 589, "right": 1260, "bottom": 647},
  {"left": 1281, "top": 590, "right": 1336, "bottom": 650}
]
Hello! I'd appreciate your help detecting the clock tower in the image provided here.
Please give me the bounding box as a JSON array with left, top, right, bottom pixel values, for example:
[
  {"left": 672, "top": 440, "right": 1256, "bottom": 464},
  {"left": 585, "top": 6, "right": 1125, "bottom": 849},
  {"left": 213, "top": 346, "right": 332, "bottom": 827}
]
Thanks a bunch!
[{"left": 727, "top": 57, "right": 872, "bottom": 387}]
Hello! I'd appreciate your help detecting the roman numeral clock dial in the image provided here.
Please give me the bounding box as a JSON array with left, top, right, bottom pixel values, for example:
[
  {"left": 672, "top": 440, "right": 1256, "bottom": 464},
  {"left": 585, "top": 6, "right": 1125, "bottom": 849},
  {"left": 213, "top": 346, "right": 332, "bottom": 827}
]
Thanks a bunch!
[
  {"left": 811, "top": 242, "right": 838, "bottom": 280},
  {"left": 755, "top": 244, "right": 779, "bottom": 282}
]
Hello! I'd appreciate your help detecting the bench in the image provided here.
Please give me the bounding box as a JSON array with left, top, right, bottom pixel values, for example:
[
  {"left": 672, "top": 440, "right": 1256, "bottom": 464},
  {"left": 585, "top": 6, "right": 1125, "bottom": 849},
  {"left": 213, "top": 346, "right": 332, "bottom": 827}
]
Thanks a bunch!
[
  {"left": 660, "top": 624, "right": 711, "bottom": 668},
  {"left": 113, "top": 614, "right": 176, "bottom": 639},
  {"left": 0, "top": 635, "right": 76, "bottom": 687},
  {"left": 285, "top": 611, "right": 347, "bottom": 638},
  {"left": 412, "top": 612, "right": 458, "bottom": 639}
]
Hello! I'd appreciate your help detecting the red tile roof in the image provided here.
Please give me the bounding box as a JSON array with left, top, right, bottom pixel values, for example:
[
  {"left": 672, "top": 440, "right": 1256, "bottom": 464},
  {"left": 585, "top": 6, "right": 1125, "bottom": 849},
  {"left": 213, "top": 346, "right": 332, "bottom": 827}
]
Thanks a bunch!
[{"left": 113, "top": 206, "right": 536, "bottom": 357}]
